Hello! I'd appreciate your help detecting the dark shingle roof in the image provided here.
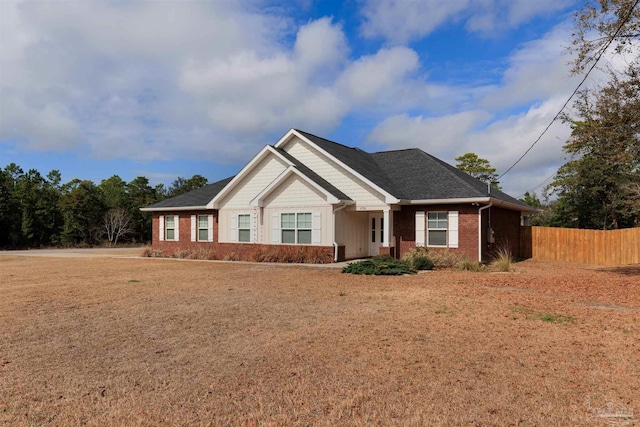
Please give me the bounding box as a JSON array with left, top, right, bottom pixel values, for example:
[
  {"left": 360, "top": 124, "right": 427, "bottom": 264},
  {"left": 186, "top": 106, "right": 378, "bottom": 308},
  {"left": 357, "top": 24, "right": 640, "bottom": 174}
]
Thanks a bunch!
[
  {"left": 371, "top": 149, "right": 530, "bottom": 208},
  {"left": 295, "top": 129, "right": 400, "bottom": 197},
  {"left": 144, "top": 176, "right": 234, "bottom": 209},
  {"left": 296, "top": 130, "right": 529, "bottom": 209},
  {"left": 274, "top": 148, "right": 352, "bottom": 201},
  {"left": 144, "top": 129, "right": 531, "bottom": 211}
]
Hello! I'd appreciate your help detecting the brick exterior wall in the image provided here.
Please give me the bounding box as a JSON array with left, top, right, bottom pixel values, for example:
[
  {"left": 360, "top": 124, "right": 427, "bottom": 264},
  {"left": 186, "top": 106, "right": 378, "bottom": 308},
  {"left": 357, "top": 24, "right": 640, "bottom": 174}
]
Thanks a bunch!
[
  {"left": 487, "top": 206, "right": 522, "bottom": 259},
  {"left": 149, "top": 206, "right": 522, "bottom": 264},
  {"left": 150, "top": 211, "right": 334, "bottom": 263},
  {"left": 393, "top": 204, "right": 481, "bottom": 261},
  {"left": 152, "top": 210, "right": 219, "bottom": 248},
  {"left": 392, "top": 204, "right": 523, "bottom": 262}
]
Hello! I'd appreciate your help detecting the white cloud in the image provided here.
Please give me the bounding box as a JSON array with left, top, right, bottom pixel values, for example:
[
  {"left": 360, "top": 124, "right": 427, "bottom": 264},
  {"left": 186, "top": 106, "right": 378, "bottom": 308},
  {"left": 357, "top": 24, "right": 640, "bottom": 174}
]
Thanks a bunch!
[
  {"left": 368, "top": 97, "right": 572, "bottom": 197},
  {"left": 368, "top": 110, "right": 492, "bottom": 153},
  {"left": 360, "top": 0, "right": 470, "bottom": 44},
  {"left": 0, "top": 0, "right": 592, "bottom": 197},
  {"left": 360, "top": 0, "right": 577, "bottom": 42},
  {"left": 482, "top": 23, "right": 579, "bottom": 109},
  {"left": 466, "top": 0, "right": 576, "bottom": 33},
  {"left": 337, "top": 47, "right": 420, "bottom": 104}
]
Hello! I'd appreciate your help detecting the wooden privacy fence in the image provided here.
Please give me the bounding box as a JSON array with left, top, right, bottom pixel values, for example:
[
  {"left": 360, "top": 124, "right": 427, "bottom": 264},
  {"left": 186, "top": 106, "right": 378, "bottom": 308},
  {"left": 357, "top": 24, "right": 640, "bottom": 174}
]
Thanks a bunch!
[{"left": 520, "top": 226, "right": 640, "bottom": 266}]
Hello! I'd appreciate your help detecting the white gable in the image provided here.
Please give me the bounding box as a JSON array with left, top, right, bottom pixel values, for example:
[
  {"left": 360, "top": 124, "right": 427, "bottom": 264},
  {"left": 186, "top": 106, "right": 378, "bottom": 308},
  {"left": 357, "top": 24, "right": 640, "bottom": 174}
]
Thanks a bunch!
[
  {"left": 263, "top": 173, "right": 327, "bottom": 208},
  {"left": 217, "top": 155, "right": 287, "bottom": 209},
  {"left": 281, "top": 136, "right": 387, "bottom": 208}
]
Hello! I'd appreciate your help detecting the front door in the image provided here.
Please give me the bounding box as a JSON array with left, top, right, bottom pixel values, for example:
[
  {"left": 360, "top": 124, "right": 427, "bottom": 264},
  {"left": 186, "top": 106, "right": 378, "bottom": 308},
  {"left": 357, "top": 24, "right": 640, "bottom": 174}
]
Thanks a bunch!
[{"left": 369, "top": 213, "right": 384, "bottom": 256}]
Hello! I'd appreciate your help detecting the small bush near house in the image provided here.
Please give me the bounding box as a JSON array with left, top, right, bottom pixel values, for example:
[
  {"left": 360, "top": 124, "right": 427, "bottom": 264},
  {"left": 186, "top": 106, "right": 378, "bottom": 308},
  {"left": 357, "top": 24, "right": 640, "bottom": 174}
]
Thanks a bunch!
[
  {"left": 458, "top": 258, "right": 485, "bottom": 272},
  {"left": 253, "top": 246, "right": 333, "bottom": 264},
  {"left": 492, "top": 246, "right": 513, "bottom": 272},
  {"left": 403, "top": 247, "right": 460, "bottom": 269},
  {"left": 412, "top": 256, "right": 435, "bottom": 271},
  {"left": 342, "top": 259, "right": 416, "bottom": 275},
  {"left": 140, "top": 246, "right": 164, "bottom": 258}
]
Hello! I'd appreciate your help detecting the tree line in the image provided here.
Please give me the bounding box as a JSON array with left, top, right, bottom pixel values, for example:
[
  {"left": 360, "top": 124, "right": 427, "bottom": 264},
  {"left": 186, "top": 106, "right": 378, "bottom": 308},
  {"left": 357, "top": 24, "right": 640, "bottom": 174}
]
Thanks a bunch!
[{"left": 0, "top": 165, "right": 208, "bottom": 249}]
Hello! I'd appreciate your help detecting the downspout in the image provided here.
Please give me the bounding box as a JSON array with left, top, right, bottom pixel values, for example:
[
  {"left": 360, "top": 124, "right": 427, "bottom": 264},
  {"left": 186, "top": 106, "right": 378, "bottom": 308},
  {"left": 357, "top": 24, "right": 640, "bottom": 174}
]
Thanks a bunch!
[
  {"left": 478, "top": 203, "right": 492, "bottom": 263},
  {"left": 333, "top": 203, "right": 348, "bottom": 262}
]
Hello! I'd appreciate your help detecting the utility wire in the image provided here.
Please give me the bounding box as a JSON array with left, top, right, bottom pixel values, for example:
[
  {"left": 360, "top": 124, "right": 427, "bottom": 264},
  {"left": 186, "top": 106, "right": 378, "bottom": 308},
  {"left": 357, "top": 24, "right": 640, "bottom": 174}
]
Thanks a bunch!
[
  {"left": 498, "top": 0, "right": 640, "bottom": 180},
  {"left": 516, "top": 172, "right": 557, "bottom": 199}
]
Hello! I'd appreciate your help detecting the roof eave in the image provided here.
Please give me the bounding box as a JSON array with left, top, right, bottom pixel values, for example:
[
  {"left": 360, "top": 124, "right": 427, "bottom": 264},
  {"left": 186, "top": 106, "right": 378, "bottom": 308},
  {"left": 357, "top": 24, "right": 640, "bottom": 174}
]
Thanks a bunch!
[
  {"left": 402, "top": 197, "right": 535, "bottom": 212},
  {"left": 403, "top": 197, "right": 492, "bottom": 205},
  {"left": 139, "top": 206, "right": 209, "bottom": 212}
]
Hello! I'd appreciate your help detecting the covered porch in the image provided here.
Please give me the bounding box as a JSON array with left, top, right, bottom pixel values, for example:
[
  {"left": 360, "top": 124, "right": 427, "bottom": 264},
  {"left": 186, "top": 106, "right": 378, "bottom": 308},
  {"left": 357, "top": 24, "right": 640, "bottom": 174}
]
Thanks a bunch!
[{"left": 334, "top": 205, "right": 396, "bottom": 260}]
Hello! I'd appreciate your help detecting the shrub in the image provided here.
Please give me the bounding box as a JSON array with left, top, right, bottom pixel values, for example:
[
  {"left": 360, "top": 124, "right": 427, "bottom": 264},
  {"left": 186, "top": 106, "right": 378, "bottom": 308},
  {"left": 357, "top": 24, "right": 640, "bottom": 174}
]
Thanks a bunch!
[
  {"left": 402, "top": 247, "right": 462, "bottom": 269},
  {"left": 458, "top": 258, "right": 484, "bottom": 272},
  {"left": 173, "top": 248, "right": 191, "bottom": 259},
  {"left": 412, "top": 256, "right": 434, "bottom": 271},
  {"left": 342, "top": 258, "right": 415, "bottom": 275},
  {"left": 140, "top": 246, "right": 164, "bottom": 258}
]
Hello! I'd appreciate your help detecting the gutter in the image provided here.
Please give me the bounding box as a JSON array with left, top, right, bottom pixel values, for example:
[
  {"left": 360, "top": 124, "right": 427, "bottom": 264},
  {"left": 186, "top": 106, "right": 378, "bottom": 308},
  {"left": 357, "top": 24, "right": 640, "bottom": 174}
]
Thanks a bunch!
[
  {"left": 333, "top": 203, "right": 348, "bottom": 262},
  {"left": 403, "top": 197, "right": 535, "bottom": 213},
  {"left": 139, "top": 206, "right": 208, "bottom": 212},
  {"left": 478, "top": 203, "right": 492, "bottom": 263}
]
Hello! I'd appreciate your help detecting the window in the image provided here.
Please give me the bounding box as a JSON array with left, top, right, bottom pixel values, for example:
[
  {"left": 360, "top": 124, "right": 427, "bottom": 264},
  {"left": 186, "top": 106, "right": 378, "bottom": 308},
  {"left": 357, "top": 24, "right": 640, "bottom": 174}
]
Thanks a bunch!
[
  {"left": 238, "top": 214, "right": 251, "bottom": 242},
  {"left": 165, "top": 216, "right": 176, "bottom": 240},
  {"left": 197, "top": 215, "right": 208, "bottom": 241},
  {"left": 427, "top": 212, "right": 447, "bottom": 246},
  {"left": 281, "top": 212, "right": 311, "bottom": 244}
]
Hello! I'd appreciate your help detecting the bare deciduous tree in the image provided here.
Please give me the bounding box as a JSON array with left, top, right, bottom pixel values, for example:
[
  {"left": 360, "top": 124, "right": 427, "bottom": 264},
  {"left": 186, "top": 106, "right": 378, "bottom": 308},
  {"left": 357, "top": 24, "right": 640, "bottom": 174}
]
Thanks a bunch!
[{"left": 103, "top": 208, "right": 132, "bottom": 247}]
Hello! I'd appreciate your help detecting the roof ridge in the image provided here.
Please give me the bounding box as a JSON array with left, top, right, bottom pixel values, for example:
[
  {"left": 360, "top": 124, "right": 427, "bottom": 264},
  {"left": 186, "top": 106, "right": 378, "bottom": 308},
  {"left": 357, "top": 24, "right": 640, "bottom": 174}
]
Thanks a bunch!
[{"left": 294, "top": 129, "right": 360, "bottom": 152}]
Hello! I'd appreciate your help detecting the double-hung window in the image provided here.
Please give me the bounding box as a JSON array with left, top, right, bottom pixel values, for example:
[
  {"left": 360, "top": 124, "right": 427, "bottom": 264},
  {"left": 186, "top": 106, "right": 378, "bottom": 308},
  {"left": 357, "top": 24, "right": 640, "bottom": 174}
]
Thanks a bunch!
[
  {"left": 165, "top": 216, "right": 176, "bottom": 241},
  {"left": 427, "top": 212, "right": 447, "bottom": 246},
  {"left": 281, "top": 212, "right": 312, "bottom": 244},
  {"left": 238, "top": 214, "right": 251, "bottom": 242},
  {"left": 197, "top": 215, "right": 208, "bottom": 241}
]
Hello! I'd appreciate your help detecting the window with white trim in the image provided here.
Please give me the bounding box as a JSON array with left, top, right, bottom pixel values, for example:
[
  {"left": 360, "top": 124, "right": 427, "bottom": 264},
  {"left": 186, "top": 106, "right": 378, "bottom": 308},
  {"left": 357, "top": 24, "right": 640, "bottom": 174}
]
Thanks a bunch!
[
  {"left": 281, "top": 212, "right": 312, "bottom": 244},
  {"left": 238, "top": 214, "right": 251, "bottom": 242},
  {"left": 165, "top": 216, "right": 176, "bottom": 241},
  {"left": 427, "top": 212, "right": 447, "bottom": 246},
  {"left": 197, "top": 215, "right": 208, "bottom": 241}
]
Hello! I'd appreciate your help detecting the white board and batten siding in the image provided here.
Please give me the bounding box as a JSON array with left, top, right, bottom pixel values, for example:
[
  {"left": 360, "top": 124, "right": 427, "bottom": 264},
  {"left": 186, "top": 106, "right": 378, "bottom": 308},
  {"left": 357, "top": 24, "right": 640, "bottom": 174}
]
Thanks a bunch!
[
  {"left": 281, "top": 136, "right": 388, "bottom": 208},
  {"left": 216, "top": 155, "right": 288, "bottom": 209},
  {"left": 334, "top": 209, "right": 369, "bottom": 259},
  {"left": 262, "top": 174, "right": 333, "bottom": 245}
]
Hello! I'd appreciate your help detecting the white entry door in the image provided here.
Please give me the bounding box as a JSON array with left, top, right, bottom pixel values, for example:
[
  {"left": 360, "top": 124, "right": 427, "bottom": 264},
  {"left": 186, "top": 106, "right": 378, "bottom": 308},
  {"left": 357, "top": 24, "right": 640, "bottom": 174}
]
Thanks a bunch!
[{"left": 369, "top": 213, "right": 384, "bottom": 256}]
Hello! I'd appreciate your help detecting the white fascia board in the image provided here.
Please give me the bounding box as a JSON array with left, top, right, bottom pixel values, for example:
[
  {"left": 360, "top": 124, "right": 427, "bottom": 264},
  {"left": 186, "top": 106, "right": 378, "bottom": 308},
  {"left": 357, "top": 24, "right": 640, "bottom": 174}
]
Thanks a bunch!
[
  {"left": 207, "top": 145, "right": 294, "bottom": 209},
  {"left": 404, "top": 197, "right": 536, "bottom": 212},
  {"left": 251, "top": 166, "right": 343, "bottom": 207},
  {"left": 276, "top": 129, "right": 400, "bottom": 205},
  {"left": 139, "top": 206, "right": 208, "bottom": 212},
  {"left": 489, "top": 198, "right": 538, "bottom": 213},
  {"left": 406, "top": 197, "right": 491, "bottom": 205}
]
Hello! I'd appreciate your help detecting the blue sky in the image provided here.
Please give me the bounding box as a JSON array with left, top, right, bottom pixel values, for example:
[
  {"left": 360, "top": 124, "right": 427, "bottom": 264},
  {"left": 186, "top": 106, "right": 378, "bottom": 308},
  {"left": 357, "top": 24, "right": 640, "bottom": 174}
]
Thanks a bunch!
[{"left": 0, "top": 0, "right": 617, "bottom": 198}]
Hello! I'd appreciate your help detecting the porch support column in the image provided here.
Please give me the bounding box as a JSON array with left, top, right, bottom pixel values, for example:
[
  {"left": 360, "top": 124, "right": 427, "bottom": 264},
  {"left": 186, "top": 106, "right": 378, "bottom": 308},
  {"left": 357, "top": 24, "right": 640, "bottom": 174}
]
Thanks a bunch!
[{"left": 383, "top": 208, "right": 392, "bottom": 247}]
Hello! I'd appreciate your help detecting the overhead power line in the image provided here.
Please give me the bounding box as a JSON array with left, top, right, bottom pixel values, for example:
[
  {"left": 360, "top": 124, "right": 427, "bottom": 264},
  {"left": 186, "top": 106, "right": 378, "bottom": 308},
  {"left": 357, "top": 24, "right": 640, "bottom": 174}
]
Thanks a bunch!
[{"left": 498, "top": 0, "right": 640, "bottom": 181}]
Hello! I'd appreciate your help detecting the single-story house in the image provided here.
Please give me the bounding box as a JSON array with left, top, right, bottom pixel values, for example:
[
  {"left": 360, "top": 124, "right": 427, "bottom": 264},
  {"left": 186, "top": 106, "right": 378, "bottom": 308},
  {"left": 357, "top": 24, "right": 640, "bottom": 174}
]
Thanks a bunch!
[{"left": 141, "top": 128, "right": 535, "bottom": 263}]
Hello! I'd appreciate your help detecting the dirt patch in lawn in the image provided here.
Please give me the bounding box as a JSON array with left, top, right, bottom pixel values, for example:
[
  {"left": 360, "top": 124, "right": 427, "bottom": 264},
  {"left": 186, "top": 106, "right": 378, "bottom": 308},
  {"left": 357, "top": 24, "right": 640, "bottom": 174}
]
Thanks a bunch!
[{"left": 1, "top": 257, "right": 639, "bottom": 426}]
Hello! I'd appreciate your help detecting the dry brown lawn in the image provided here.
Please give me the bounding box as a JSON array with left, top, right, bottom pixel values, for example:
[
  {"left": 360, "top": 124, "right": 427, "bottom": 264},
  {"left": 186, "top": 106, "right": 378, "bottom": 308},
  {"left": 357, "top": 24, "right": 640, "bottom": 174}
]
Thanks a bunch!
[{"left": 1, "top": 255, "right": 639, "bottom": 426}]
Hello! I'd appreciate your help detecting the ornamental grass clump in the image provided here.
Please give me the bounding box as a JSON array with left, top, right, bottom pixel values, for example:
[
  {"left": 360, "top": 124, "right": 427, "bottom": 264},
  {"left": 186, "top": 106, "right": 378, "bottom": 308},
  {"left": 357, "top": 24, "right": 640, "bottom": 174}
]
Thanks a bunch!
[{"left": 492, "top": 246, "right": 513, "bottom": 272}]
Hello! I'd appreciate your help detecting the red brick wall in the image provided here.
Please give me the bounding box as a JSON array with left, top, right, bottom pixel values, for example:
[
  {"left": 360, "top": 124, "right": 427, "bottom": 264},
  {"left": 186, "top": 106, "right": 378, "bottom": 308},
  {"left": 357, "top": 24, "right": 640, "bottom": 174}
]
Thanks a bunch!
[
  {"left": 152, "top": 210, "right": 219, "bottom": 248},
  {"left": 488, "top": 206, "right": 522, "bottom": 259},
  {"left": 150, "top": 211, "right": 334, "bottom": 263},
  {"left": 393, "top": 204, "right": 480, "bottom": 261}
]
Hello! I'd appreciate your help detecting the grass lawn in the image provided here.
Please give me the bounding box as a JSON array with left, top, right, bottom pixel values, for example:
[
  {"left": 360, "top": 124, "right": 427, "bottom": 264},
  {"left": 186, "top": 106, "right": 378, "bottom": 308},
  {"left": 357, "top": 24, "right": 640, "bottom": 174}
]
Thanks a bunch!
[{"left": 1, "top": 255, "right": 639, "bottom": 426}]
